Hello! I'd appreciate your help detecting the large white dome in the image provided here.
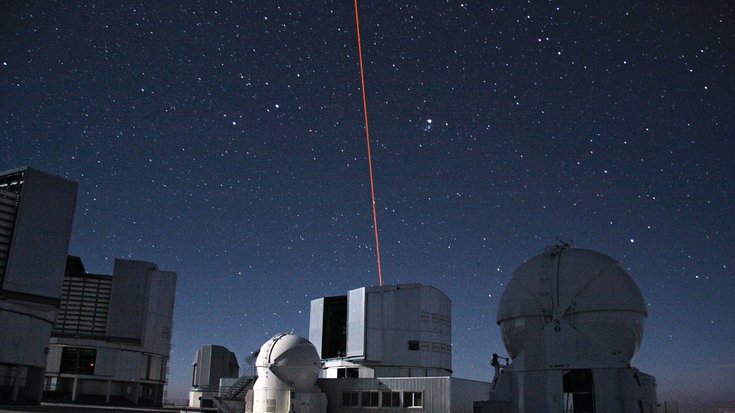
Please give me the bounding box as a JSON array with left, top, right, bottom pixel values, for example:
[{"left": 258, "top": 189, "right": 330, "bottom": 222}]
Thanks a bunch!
[
  {"left": 497, "top": 246, "right": 647, "bottom": 369},
  {"left": 256, "top": 333, "right": 321, "bottom": 390}
]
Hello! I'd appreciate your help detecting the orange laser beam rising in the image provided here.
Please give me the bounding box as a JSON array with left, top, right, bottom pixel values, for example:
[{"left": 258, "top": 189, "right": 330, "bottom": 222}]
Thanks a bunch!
[{"left": 353, "top": 0, "right": 383, "bottom": 287}]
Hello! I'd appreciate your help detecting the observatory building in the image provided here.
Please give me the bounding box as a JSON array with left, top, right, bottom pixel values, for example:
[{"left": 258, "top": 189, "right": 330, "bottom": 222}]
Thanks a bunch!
[
  {"left": 199, "top": 247, "right": 658, "bottom": 413},
  {"left": 44, "top": 257, "right": 177, "bottom": 406},
  {"left": 0, "top": 167, "right": 78, "bottom": 403},
  {"left": 198, "top": 285, "right": 485, "bottom": 413},
  {"left": 475, "top": 245, "right": 658, "bottom": 413},
  {"left": 0, "top": 166, "right": 179, "bottom": 407},
  {"left": 310, "top": 283, "right": 452, "bottom": 378},
  {"left": 245, "top": 333, "right": 326, "bottom": 413},
  {"left": 189, "top": 344, "right": 240, "bottom": 409},
  {"left": 309, "top": 284, "right": 489, "bottom": 413}
]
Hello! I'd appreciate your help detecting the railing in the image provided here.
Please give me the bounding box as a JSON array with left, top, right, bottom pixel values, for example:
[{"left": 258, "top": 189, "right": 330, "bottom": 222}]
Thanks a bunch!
[{"left": 213, "top": 364, "right": 257, "bottom": 413}]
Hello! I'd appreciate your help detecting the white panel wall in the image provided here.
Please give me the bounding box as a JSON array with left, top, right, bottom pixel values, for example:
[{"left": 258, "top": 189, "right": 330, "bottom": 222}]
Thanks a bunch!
[
  {"left": 346, "top": 288, "right": 365, "bottom": 358},
  {"left": 308, "top": 298, "right": 324, "bottom": 358},
  {"left": 363, "top": 284, "right": 451, "bottom": 372}
]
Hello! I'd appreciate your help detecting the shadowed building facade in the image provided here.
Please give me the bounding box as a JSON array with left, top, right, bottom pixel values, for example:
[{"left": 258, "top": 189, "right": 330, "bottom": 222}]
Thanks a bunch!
[
  {"left": 188, "top": 344, "right": 240, "bottom": 409},
  {"left": 44, "top": 257, "right": 177, "bottom": 406},
  {"left": 0, "top": 167, "right": 78, "bottom": 404}
]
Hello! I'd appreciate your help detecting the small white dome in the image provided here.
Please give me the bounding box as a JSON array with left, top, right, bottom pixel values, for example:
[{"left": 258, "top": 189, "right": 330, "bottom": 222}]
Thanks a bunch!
[
  {"left": 256, "top": 333, "right": 320, "bottom": 390},
  {"left": 497, "top": 246, "right": 647, "bottom": 369}
]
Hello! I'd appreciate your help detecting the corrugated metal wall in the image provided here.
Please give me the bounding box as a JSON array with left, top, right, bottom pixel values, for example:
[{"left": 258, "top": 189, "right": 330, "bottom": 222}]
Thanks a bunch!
[{"left": 317, "top": 376, "right": 490, "bottom": 413}]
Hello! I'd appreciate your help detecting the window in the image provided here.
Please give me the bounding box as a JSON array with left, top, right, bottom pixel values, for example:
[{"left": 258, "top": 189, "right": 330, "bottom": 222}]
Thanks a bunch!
[
  {"left": 404, "top": 391, "right": 423, "bottom": 408},
  {"left": 266, "top": 399, "right": 277, "bottom": 412},
  {"left": 382, "top": 391, "right": 401, "bottom": 407},
  {"left": 44, "top": 377, "right": 58, "bottom": 391},
  {"left": 408, "top": 340, "right": 420, "bottom": 351},
  {"left": 342, "top": 391, "right": 359, "bottom": 407},
  {"left": 361, "top": 391, "right": 379, "bottom": 407},
  {"left": 142, "top": 355, "right": 164, "bottom": 380},
  {"left": 59, "top": 347, "right": 96, "bottom": 374},
  {"left": 337, "top": 368, "right": 359, "bottom": 378}
]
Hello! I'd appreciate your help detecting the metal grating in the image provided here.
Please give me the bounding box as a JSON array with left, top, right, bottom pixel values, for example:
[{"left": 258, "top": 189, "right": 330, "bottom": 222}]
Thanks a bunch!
[
  {"left": 54, "top": 274, "right": 113, "bottom": 336},
  {"left": 0, "top": 170, "right": 24, "bottom": 288}
]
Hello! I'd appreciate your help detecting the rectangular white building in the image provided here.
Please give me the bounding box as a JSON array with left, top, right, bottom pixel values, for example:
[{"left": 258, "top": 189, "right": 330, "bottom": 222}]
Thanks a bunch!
[
  {"left": 308, "top": 284, "right": 490, "bottom": 413},
  {"left": 310, "top": 284, "right": 452, "bottom": 378}
]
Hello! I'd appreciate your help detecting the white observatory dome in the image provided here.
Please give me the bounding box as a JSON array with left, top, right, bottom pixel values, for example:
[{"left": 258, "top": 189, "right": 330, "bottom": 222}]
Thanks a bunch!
[
  {"left": 497, "top": 246, "right": 647, "bottom": 369},
  {"left": 255, "top": 333, "right": 321, "bottom": 391}
]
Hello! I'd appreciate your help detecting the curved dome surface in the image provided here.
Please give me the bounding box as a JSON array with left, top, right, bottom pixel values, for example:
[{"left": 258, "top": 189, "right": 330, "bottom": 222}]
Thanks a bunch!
[
  {"left": 497, "top": 246, "right": 647, "bottom": 367},
  {"left": 256, "top": 333, "right": 320, "bottom": 390}
]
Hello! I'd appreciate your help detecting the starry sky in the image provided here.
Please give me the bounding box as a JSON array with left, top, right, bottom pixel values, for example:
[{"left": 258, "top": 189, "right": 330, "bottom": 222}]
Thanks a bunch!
[{"left": 2, "top": 0, "right": 733, "bottom": 405}]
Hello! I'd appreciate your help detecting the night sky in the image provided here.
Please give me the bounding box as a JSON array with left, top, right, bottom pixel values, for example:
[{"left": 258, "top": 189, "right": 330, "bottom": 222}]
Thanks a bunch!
[{"left": 2, "top": 0, "right": 733, "bottom": 404}]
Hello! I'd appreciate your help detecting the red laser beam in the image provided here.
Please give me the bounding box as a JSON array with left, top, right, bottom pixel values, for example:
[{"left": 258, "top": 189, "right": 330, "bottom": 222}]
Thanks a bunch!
[{"left": 353, "top": 0, "right": 383, "bottom": 286}]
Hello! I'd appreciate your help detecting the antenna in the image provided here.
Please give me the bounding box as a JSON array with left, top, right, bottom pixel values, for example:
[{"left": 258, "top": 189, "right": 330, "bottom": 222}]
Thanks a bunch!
[{"left": 353, "top": 0, "right": 384, "bottom": 286}]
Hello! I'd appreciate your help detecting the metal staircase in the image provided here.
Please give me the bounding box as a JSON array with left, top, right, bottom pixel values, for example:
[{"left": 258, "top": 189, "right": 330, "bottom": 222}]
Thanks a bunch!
[{"left": 213, "top": 365, "right": 256, "bottom": 413}]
